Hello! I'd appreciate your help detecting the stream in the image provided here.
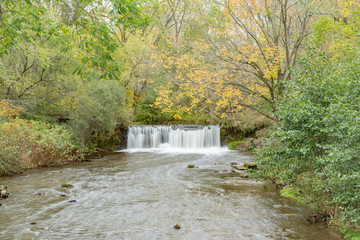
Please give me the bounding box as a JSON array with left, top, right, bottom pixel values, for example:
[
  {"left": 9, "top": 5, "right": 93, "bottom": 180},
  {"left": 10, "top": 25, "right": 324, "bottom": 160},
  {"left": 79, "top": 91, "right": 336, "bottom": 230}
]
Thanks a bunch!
[{"left": 0, "top": 150, "right": 343, "bottom": 239}]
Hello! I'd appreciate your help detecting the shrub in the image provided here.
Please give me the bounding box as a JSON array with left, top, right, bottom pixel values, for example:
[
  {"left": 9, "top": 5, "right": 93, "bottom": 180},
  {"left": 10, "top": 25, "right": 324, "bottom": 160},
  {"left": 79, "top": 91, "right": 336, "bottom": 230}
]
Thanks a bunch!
[
  {"left": 257, "top": 47, "right": 360, "bottom": 229},
  {"left": 0, "top": 100, "right": 78, "bottom": 175},
  {"left": 69, "top": 80, "right": 129, "bottom": 150}
]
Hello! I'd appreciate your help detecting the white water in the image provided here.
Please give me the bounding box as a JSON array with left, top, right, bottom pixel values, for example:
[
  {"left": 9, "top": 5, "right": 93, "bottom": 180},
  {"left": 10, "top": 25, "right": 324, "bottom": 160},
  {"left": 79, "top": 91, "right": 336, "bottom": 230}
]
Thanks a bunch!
[{"left": 127, "top": 125, "right": 221, "bottom": 150}]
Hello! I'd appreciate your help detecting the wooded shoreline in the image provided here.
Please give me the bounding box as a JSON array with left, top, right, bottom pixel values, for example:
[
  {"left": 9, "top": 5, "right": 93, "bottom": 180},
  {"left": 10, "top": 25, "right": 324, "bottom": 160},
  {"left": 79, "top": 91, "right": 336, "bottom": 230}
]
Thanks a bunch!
[{"left": 1, "top": 0, "right": 359, "bottom": 238}]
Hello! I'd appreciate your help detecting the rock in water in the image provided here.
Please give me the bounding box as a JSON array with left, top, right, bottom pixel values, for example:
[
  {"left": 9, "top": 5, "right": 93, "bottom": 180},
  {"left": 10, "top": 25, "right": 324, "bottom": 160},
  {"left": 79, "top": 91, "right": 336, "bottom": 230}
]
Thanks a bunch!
[
  {"left": 0, "top": 186, "right": 9, "bottom": 198},
  {"left": 61, "top": 183, "right": 73, "bottom": 188},
  {"left": 173, "top": 224, "right": 181, "bottom": 229},
  {"left": 232, "top": 165, "right": 247, "bottom": 171},
  {"left": 187, "top": 164, "right": 195, "bottom": 168},
  {"left": 243, "top": 162, "right": 258, "bottom": 170}
]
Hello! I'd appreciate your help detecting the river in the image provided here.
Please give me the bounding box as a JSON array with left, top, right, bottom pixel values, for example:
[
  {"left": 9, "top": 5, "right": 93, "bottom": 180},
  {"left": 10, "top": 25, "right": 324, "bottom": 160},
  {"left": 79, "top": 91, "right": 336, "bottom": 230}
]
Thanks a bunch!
[{"left": 0, "top": 149, "right": 343, "bottom": 239}]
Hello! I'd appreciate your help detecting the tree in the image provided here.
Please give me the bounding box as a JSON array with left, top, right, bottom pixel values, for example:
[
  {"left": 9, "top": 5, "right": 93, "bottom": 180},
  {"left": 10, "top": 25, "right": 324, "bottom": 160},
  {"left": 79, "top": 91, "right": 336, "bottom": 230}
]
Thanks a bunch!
[
  {"left": 69, "top": 80, "right": 128, "bottom": 148},
  {"left": 152, "top": 0, "right": 329, "bottom": 122},
  {"left": 0, "top": 0, "right": 148, "bottom": 117},
  {"left": 257, "top": 4, "right": 360, "bottom": 228}
]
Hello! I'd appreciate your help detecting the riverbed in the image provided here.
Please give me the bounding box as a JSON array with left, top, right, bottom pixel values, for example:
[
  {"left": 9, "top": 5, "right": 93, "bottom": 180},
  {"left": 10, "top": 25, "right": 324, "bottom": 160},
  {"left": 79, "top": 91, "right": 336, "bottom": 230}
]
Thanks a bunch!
[{"left": 0, "top": 150, "right": 343, "bottom": 239}]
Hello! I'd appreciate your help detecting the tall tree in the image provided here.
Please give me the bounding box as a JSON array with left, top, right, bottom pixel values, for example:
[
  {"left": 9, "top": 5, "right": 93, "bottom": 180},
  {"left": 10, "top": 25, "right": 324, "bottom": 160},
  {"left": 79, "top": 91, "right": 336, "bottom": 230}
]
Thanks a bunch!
[
  {"left": 153, "top": 0, "right": 328, "bottom": 122},
  {"left": 0, "top": 0, "right": 148, "bottom": 116}
]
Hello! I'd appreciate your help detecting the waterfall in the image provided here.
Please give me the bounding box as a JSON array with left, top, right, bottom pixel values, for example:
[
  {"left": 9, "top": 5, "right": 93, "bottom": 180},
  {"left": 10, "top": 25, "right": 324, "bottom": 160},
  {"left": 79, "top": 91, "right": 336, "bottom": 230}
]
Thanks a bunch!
[{"left": 127, "top": 125, "right": 221, "bottom": 149}]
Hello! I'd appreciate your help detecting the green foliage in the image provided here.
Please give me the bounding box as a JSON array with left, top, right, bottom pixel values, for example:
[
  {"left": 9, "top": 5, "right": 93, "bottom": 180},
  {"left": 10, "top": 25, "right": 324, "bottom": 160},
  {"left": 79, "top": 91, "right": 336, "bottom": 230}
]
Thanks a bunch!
[
  {"left": 0, "top": 0, "right": 149, "bottom": 105},
  {"left": 280, "top": 185, "right": 301, "bottom": 199},
  {"left": 342, "top": 227, "right": 360, "bottom": 240},
  {"left": 228, "top": 141, "right": 244, "bottom": 150},
  {"left": 69, "top": 80, "right": 128, "bottom": 149},
  {"left": 0, "top": 0, "right": 150, "bottom": 156},
  {"left": 0, "top": 116, "right": 78, "bottom": 175},
  {"left": 257, "top": 39, "right": 360, "bottom": 229},
  {"left": 135, "top": 96, "right": 172, "bottom": 124}
]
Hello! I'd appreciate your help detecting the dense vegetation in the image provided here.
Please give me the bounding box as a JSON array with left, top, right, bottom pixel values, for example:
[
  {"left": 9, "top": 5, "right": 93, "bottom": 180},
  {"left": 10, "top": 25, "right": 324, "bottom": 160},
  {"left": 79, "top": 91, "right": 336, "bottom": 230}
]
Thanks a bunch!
[
  {"left": 257, "top": 10, "right": 360, "bottom": 237},
  {"left": 1, "top": 0, "right": 359, "bottom": 237}
]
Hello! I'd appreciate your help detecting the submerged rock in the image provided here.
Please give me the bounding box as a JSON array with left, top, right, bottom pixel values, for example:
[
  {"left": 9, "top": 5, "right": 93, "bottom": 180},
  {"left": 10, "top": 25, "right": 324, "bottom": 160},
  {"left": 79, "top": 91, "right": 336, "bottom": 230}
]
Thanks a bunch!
[
  {"left": 21, "top": 232, "right": 36, "bottom": 240},
  {"left": 240, "top": 173, "right": 250, "bottom": 178},
  {"left": 0, "top": 186, "right": 9, "bottom": 198},
  {"left": 61, "top": 183, "right": 73, "bottom": 188},
  {"left": 60, "top": 194, "right": 67, "bottom": 197},
  {"left": 30, "top": 226, "right": 47, "bottom": 231},
  {"left": 187, "top": 164, "right": 195, "bottom": 168},
  {"left": 68, "top": 200, "right": 77, "bottom": 203},
  {"left": 231, "top": 162, "right": 238, "bottom": 166},
  {"left": 173, "top": 224, "right": 181, "bottom": 229}
]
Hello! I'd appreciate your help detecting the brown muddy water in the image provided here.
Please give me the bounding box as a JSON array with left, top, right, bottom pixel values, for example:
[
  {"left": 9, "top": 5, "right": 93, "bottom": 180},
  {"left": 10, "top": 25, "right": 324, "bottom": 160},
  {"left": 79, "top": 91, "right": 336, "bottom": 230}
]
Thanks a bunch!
[{"left": 0, "top": 150, "right": 344, "bottom": 239}]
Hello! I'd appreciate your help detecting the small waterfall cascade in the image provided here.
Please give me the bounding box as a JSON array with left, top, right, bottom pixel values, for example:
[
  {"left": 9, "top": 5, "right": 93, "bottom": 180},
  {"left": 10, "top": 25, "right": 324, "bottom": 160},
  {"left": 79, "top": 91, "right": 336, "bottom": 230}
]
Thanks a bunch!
[{"left": 127, "top": 125, "right": 221, "bottom": 149}]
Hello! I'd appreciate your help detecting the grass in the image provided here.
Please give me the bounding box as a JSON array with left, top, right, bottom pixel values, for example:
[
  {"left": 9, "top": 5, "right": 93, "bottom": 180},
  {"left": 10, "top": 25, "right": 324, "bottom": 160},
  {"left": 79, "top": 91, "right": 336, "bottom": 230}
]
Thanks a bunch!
[{"left": 228, "top": 141, "right": 244, "bottom": 150}]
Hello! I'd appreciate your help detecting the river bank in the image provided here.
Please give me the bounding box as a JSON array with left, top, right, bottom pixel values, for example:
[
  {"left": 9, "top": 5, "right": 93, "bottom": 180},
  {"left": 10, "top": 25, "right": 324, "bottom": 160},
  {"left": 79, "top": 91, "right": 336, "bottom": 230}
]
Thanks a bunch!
[{"left": 228, "top": 136, "right": 360, "bottom": 240}]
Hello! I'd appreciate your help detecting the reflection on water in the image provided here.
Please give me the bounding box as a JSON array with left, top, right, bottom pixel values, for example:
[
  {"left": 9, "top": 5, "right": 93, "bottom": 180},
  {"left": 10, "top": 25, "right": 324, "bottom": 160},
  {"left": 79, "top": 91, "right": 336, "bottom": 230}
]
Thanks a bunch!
[{"left": 0, "top": 151, "right": 343, "bottom": 239}]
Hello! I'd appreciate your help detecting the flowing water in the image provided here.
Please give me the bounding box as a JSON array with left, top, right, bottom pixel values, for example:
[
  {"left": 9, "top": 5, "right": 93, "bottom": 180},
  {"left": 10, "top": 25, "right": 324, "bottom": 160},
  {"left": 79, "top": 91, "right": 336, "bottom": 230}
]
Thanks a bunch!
[
  {"left": 127, "top": 125, "right": 221, "bottom": 149},
  {"left": 0, "top": 149, "right": 343, "bottom": 240}
]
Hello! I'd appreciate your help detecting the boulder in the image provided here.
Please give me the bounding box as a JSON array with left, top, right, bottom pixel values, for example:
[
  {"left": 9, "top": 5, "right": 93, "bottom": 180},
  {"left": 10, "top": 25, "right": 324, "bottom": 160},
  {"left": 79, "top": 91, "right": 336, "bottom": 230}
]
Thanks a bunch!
[
  {"left": 173, "top": 224, "right": 181, "bottom": 229},
  {"left": 187, "top": 164, "right": 195, "bottom": 168},
  {"left": 244, "top": 162, "right": 258, "bottom": 170},
  {"left": 0, "top": 186, "right": 9, "bottom": 198},
  {"left": 236, "top": 139, "right": 252, "bottom": 152},
  {"left": 232, "top": 162, "right": 258, "bottom": 171}
]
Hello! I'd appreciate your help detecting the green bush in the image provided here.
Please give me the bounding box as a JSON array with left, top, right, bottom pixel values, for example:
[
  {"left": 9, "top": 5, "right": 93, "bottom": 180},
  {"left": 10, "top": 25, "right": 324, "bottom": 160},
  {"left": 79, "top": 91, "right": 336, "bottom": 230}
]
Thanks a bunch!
[
  {"left": 342, "top": 228, "right": 360, "bottom": 240},
  {"left": 257, "top": 46, "right": 360, "bottom": 230},
  {"left": 69, "top": 80, "right": 129, "bottom": 150},
  {"left": 0, "top": 118, "right": 78, "bottom": 175}
]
